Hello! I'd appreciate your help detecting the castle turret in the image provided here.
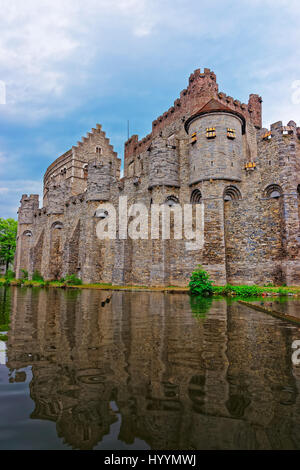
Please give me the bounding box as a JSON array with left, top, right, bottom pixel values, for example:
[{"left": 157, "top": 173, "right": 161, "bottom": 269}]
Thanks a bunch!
[
  {"left": 248, "top": 94, "right": 262, "bottom": 129},
  {"left": 148, "top": 136, "right": 180, "bottom": 189},
  {"left": 15, "top": 194, "right": 39, "bottom": 278},
  {"left": 17, "top": 194, "right": 39, "bottom": 224},
  {"left": 185, "top": 99, "right": 245, "bottom": 185}
]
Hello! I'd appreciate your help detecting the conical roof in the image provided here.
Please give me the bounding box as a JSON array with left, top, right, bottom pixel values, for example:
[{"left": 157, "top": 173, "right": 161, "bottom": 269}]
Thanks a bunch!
[{"left": 184, "top": 98, "right": 245, "bottom": 132}]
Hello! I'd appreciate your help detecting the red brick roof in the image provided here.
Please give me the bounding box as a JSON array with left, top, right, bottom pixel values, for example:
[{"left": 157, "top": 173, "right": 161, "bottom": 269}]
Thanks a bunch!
[
  {"left": 196, "top": 98, "right": 234, "bottom": 115},
  {"left": 185, "top": 98, "right": 246, "bottom": 132}
]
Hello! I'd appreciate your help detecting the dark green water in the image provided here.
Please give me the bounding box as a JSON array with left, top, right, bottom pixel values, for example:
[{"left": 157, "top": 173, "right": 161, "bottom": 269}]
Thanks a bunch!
[{"left": 1, "top": 286, "right": 300, "bottom": 450}]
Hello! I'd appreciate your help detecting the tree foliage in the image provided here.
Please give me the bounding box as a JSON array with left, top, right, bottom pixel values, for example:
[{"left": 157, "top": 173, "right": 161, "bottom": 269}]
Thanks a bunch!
[{"left": 0, "top": 218, "right": 18, "bottom": 273}]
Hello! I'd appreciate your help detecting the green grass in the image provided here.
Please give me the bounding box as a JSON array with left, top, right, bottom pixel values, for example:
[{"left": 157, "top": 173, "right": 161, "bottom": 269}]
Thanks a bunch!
[
  {"left": 1, "top": 277, "right": 300, "bottom": 297},
  {"left": 212, "top": 284, "right": 295, "bottom": 297}
]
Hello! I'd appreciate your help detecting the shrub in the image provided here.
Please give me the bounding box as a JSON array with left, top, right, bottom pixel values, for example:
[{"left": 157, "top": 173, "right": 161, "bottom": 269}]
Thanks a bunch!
[
  {"left": 277, "top": 287, "right": 288, "bottom": 296},
  {"left": 32, "top": 270, "right": 44, "bottom": 282},
  {"left": 20, "top": 269, "right": 28, "bottom": 280},
  {"left": 65, "top": 274, "right": 82, "bottom": 285},
  {"left": 189, "top": 266, "right": 213, "bottom": 296},
  {"left": 4, "top": 269, "right": 15, "bottom": 280}
]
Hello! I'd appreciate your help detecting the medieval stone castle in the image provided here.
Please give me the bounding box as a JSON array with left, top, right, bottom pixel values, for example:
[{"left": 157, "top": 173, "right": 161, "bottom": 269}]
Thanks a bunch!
[{"left": 14, "top": 68, "right": 300, "bottom": 286}]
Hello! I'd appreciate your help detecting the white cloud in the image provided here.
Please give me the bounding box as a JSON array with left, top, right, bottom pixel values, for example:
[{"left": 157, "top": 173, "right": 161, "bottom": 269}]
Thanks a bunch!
[
  {"left": 0, "top": 0, "right": 298, "bottom": 125},
  {"left": 0, "top": 179, "right": 43, "bottom": 218}
]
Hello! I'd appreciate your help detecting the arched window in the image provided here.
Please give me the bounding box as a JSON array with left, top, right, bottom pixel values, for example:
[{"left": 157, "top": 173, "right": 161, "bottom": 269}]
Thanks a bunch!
[
  {"left": 264, "top": 184, "right": 283, "bottom": 199},
  {"left": 51, "top": 221, "right": 63, "bottom": 230},
  {"left": 165, "top": 196, "right": 179, "bottom": 207},
  {"left": 22, "top": 230, "right": 33, "bottom": 237},
  {"left": 95, "top": 146, "right": 102, "bottom": 155},
  {"left": 224, "top": 185, "right": 242, "bottom": 201},
  {"left": 190, "top": 189, "right": 202, "bottom": 204},
  {"left": 94, "top": 209, "right": 108, "bottom": 219}
]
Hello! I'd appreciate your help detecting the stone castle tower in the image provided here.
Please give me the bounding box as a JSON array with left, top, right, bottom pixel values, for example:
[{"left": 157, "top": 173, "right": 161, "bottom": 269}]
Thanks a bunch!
[{"left": 14, "top": 68, "right": 300, "bottom": 286}]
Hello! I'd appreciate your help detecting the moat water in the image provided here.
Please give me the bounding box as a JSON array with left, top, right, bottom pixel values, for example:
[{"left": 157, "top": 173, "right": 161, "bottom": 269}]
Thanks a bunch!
[{"left": 0, "top": 286, "right": 300, "bottom": 450}]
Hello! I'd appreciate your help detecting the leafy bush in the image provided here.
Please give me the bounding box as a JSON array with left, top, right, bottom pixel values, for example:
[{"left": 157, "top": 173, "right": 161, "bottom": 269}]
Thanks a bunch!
[
  {"left": 32, "top": 271, "right": 44, "bottom": 282},
  {"left": 277, "top": 287, "right": 288, "bottom": 296},
  {"left": 20, "top": 269, "right": 28, "bottom": 280},
  {"left": 189, "top": 266, "right": 213, "bottom": 296},
  {"left": 65, "top": 274, "right": 82, "bottom": 285},
  {"left": 4, "top": 269, "right": 15, "bottom": 280}
]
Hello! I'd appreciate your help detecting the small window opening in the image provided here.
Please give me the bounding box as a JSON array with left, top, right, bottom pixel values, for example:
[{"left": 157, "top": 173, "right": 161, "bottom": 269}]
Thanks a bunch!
[
  {"left": 206, "top": 128, "right": 216, "bottom": 139},
  {"left": 227, "top": 128, "right": 236, "bottom": 139}
]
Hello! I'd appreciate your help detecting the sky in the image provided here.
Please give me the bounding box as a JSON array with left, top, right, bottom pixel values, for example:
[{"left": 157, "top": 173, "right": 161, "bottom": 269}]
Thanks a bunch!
[{"left": 0, "top": 0, "right": 299, "bottom": 219}]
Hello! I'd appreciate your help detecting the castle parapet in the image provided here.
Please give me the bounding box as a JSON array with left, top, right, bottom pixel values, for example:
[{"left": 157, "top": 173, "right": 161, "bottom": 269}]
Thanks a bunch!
[{"left": 124, "top": 67, "right": 262, "bottom": 161}]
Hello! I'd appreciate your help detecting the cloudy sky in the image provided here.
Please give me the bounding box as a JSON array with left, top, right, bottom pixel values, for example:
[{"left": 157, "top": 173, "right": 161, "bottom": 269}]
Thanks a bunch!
[{"left": 0, "top": 0, "right": 299, "bottom": 218}]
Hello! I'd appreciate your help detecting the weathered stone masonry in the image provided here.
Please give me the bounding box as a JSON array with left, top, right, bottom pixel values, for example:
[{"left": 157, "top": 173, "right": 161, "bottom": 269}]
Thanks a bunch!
[{"left": 14, "top": 68, "right": 300, "bottom": 286}]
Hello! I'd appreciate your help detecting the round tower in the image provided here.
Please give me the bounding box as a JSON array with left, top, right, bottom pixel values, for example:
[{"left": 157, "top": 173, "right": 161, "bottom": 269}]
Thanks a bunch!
[
  {"left": 148, "top": 135, "right": 180, "bottom": 189},
  {"left": 185, "top": 99, "right": 245, "bottom": 185}
]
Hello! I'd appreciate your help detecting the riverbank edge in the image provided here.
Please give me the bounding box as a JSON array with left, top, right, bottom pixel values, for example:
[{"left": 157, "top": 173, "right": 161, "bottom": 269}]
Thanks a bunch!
[{"left": 1, "top": 278, "right": 300, "bottom": 296}]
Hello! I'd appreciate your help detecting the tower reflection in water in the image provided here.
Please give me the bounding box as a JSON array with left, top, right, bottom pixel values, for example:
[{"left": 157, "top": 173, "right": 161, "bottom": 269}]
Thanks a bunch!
[{"left": 5, "top": 287, "right": 300, "bottom": 450}]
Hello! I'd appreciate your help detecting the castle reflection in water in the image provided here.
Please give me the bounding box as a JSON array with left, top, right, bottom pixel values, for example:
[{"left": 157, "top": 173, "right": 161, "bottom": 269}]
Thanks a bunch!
[{"left": 5, "top": 287, "right": 300, "bottom": 450}]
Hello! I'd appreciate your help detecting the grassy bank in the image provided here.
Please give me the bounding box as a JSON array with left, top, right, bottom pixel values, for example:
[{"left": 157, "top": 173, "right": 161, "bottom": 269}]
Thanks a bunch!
[
  {"left": 0, "top": 278, "right": 189, "bottom": 292},
  {"left": 1, "top": 277, "right": 300, "bottom": 296},
  {"left": 212, "top": 284, "right": 300, "bottom": 297}
]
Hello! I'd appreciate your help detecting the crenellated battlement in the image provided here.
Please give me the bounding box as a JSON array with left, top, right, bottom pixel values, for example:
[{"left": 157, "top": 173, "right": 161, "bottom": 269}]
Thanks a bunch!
[
  {"left": 124, "top": 67, "right": 263, "bottom": 160},
  {"left": 258, "top": 120, "right": 298, "bottom": 141},
  {"left": 14, "top": 67, "right": 300, "bottom": 287}
]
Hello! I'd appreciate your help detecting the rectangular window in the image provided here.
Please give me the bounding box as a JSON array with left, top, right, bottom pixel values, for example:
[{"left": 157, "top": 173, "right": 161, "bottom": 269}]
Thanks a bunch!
[
  {"left": 245, "top": 162, "right": 256, "bottom": 171},
  {"left": 262, "top": 131, "right": 271, "bottom": 141},
  {"left": 206, "top": 128, "right": 216, "bottom": 139},
  {"left": 191, "top": 132, "right": 197, "bottom": 144},
  {"left": 227, "top": 128, "right": 236, "bottom": 139}
]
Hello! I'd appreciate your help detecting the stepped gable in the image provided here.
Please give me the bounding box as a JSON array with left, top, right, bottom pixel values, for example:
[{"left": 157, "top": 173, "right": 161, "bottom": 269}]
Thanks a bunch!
[
  {"left": 184, "top": 98, "right": 246, "bottom": 133},
  {"left": 73, "top": 123, "right": 118, "bottom": 159}
]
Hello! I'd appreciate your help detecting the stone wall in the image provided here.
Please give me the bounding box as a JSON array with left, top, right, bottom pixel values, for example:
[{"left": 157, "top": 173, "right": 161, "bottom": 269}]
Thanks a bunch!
[{"left": 14, "top": 68, "right": 300, "bottom": 286}]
